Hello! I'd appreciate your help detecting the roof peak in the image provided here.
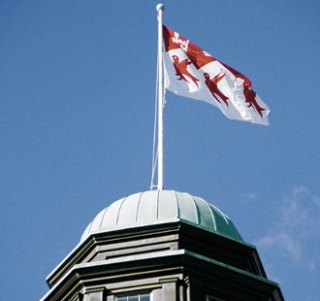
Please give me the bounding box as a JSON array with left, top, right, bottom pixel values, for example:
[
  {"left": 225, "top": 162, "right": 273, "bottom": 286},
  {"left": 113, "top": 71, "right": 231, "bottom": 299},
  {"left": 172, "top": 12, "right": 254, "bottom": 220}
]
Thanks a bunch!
[{"left": 80, "top": 190, "right": 243, "bottom": 243}]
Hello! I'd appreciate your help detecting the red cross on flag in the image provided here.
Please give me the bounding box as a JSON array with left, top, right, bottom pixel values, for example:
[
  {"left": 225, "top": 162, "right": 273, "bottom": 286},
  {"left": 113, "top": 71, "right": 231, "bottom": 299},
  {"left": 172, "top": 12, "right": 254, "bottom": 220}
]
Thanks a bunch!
[{"left": 162, "top": 25, "right": 270, "bottom": 125}]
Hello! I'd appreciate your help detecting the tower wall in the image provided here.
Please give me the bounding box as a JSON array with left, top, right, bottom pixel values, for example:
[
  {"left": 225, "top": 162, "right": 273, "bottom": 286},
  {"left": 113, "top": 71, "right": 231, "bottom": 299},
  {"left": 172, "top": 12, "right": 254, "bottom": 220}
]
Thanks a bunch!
[{"left": 41, "top": 221, "right": 284, "bottom": 301}]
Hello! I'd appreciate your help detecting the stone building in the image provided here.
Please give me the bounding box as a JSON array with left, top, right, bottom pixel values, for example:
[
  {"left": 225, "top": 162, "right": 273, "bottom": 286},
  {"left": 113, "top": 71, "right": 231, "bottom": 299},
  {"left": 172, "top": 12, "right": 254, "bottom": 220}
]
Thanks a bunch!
[{"left": 40, "top": 190, "right": 285, "bottom": 301}]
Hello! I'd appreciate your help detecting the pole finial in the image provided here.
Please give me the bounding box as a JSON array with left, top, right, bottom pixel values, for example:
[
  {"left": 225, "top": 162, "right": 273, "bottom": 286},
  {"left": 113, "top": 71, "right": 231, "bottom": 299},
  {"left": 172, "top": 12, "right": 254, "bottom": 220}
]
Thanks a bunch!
[{"left": 156, "top": 3, "right": 164, "bottom": 12}]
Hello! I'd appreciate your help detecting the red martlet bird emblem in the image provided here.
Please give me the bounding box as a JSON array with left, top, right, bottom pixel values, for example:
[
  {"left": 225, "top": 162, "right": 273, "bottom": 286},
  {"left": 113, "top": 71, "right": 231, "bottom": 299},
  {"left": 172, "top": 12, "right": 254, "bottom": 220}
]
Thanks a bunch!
[
  {"left": 172, "top": 55, "right": 199, "bottom": 87},
  {"left": 203, "top": 72, "right": 229, "bottom": 106},
  {"left": 243, "top": 85, "right": 265, "bottom": 117}
]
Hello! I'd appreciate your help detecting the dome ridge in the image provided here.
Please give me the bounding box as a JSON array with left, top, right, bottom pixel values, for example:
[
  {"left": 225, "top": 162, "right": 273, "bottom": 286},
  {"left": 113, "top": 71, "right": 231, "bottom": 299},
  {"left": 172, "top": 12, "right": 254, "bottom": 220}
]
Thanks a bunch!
[{"left": 80, "top": 190, "right": 243, "bottom": 243}]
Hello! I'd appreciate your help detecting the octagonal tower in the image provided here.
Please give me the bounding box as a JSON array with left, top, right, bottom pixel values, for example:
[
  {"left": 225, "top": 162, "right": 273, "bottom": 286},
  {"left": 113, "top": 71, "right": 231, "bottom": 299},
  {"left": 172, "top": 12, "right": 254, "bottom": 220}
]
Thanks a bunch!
[{"left": 40, "top": 190, "right": 284, "bottom": 301}]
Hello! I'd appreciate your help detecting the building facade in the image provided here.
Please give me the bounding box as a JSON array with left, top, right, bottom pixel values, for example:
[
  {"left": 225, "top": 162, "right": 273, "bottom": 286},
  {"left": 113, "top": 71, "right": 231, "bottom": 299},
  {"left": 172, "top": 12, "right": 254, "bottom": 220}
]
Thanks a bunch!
[{"left": 40, "top": 190, "right": 285, "bottom": 301}]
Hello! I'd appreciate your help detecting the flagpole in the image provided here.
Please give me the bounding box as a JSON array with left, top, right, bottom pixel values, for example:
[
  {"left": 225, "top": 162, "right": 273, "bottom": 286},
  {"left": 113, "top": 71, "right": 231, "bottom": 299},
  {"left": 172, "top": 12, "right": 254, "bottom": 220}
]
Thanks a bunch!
[{"left": 156, "top": 3, "right": 164, "bottom": 190}]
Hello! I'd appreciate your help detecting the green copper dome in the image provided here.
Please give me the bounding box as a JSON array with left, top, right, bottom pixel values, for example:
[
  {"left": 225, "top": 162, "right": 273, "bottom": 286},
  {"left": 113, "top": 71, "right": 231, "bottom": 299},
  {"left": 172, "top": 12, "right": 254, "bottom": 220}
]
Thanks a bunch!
[{"left": 80, "top": 190, "right": 243, "bottom": 242}]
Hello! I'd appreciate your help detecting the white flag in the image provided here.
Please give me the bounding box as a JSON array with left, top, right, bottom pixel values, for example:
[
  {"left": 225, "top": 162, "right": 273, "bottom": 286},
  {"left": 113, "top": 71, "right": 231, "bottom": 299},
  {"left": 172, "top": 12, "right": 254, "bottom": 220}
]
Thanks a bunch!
[{"left": 163, "top": 25, "right": 270, "bottom": 125}]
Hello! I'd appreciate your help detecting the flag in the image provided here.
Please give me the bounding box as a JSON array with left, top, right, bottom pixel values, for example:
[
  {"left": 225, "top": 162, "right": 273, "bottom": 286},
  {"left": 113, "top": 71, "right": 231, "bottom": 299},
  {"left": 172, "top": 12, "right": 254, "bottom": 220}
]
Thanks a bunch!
[{"left": 162, "top": 25, "right": 270, "bottom": 125}]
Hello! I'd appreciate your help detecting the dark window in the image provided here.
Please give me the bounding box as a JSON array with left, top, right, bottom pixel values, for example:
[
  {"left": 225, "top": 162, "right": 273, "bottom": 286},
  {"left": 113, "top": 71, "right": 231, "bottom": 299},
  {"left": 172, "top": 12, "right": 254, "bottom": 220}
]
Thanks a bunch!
[
  {"left": 118, "top": 294, "right": 150, "bottom": 301},
  {"left": 207, "top": 296, "right": 225, "bottom": 301}
]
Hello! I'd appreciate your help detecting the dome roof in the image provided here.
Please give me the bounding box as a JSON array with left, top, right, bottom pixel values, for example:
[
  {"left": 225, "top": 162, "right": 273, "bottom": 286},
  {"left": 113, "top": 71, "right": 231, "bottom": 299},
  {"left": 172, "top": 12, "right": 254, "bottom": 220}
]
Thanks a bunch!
[{"left": 80, "top": 190, "right": 243, "bottom": 242}]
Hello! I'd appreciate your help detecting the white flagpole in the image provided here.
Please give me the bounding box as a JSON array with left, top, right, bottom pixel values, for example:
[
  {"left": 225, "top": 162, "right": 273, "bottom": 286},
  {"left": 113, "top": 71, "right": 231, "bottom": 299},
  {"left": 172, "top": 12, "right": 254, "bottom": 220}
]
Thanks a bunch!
[{"left": 156, "top": 3, "right": 164, "bottom": 190}]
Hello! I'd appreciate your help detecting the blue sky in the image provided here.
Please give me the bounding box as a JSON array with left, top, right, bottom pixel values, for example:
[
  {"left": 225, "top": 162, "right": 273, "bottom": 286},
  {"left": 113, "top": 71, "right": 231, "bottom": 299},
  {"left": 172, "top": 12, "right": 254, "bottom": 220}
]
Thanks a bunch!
[{"left": 1, "top": 1, "right": 320, "bottom": 300}]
